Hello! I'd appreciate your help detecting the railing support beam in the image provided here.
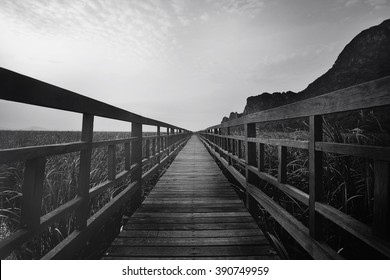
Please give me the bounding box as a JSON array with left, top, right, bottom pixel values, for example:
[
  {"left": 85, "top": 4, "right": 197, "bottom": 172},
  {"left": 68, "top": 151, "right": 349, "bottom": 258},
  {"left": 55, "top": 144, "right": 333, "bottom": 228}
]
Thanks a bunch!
[
  {"left": 76, "top": 114, "right": 94, "bottom": 230},
  {"left": 309, "top": 115, "right": 323, "bottom": 239}
]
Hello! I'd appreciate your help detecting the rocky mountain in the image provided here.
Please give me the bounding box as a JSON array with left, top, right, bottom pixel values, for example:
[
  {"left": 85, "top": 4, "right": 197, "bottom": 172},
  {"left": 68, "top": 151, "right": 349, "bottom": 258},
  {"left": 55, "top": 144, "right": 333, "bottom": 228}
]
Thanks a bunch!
[{"left": 223, "top": 19, "right": 390, "bottom": 121}]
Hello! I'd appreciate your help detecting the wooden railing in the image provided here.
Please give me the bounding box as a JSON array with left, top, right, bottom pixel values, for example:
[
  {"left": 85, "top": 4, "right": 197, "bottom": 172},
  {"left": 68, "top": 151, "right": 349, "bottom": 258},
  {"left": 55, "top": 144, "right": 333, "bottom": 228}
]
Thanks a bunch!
[
  {"left": 199, "top": 76, "right": 390, "bottom": 259},
  {"left": 0, "top": 67, "right": 191, "bottom": 259}
]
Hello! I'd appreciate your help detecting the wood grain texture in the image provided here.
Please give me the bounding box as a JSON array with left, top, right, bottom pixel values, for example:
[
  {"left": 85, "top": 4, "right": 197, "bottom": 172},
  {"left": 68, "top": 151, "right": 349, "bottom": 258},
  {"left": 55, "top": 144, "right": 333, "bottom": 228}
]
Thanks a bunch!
[{"left": 103, "top": 135, "right": 278, "bottom": 260}]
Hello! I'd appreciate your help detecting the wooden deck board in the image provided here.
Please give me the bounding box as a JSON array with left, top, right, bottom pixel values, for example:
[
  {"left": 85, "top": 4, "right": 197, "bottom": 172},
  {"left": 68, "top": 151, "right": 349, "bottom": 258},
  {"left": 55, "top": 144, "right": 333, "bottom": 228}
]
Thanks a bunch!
[{"left": 103, "top": 135, "right": 279, "bottom": 260}]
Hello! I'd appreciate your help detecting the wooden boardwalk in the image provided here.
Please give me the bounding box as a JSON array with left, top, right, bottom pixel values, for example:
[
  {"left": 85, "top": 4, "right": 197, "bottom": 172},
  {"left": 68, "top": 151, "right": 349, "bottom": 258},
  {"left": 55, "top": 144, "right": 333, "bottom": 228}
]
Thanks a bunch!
[{"left": 103, "top": 135, "right": 279, "bottom": 259}]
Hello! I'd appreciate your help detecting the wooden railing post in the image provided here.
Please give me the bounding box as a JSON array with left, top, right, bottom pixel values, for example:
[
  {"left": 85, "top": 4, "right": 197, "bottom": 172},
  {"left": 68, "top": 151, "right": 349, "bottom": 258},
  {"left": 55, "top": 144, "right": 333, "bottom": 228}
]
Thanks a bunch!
[
  {"left": 258, "top": 143, "right": 265, "bottom": 172},
  {"left": 214, "top": 129, "right": 218, "bottom": 154},
  {"left": 309, "top": 115, "right": 323, "bottom": 239},
  {"left": 232, "top": 136, "right": 236, "bottom": 157},
  {"left": 219, "top": 129, "right": 222, "bottom": 150},
  {"left": 157, "top": 126, "right": 161, "bottom": 164},
  {"left": 245, "top": 123, "right": 257, "bottom": 209},
  {"left": 238, "top": 139, "right": 243, "bottom": 159},
  {"left": 145, "top": 139, "right": 150, "bottom": 160},
  {"left": 221, "top": 128, "right": 225, "bottom": 151},
  {"left": 223, "top": 128, "right": 227, "bottom": 152},
  {"left": 167, "top": 127, "right": 170, "bottom": 155},
  {"left": 76, "top": 114, "right": 94, "bottom": 230},
  {"left": 21, "top": 157, "right": 46, "bottom": 231},
  {"left": 227, "top": 127, "right": 232, "bottom": 165},
  {"left": 278, "top": 146, "right": 287, "bottom": 183},
  {"left": 373, "top": 160, "right": 390, "bottom": 239},
  {"left": 152, "top": 138, "right": 156, "bottom": 157},
  {"left": 171, "top": 127, "right": 175, "bottom": 152},
  {"left": 246, "top": 124, "right": 256, "bottom": 167},
  {"left": 131, "top": 122, "right": 142, "bottom": 182},
  {"left": 124, "top": 142, "right": 131, "bottom": 171}
]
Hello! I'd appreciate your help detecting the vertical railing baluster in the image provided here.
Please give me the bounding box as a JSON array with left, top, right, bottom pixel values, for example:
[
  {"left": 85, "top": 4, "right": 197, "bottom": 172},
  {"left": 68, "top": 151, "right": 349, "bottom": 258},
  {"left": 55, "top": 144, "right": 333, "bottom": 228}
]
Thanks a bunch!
[
  {"left": 232, "top": 138, "right": 236, "bottom": 157},
  {"left": 157, "top": 126, "right": 161, "bottom": 164},
  {"left": 309, "top": 115, "right": 323, "bottom": 239},
  {"left": 171, "top": 128, "right": 175, "bottom": 152},
  {"left": 238, "top": 139, "right": 242, "bottom": 159},
  {"left": 278, "top": 146, "right": 287, "bottom": 184},
  {"left": 218, "top": 127, "right": 225, "bottom": 156},
  {"left": 124, "top": 142, "right": 130, "bottom": 171},
  {"left": 258, "top": 143, "right": 265, "bottom": 172},
  {"left": 245, "top": 123, "right": 256, "bottom": 210},
  {"left": 76, "top": 114, "right": 94, "bottom": 230},
  {"left": 227, "top": 127, "right": 232, "bottom": 165},
  {"left": 215, "top": 129, "right": 218, "bottom": 152},
  {"left": 152, "top": 138, "right": 156, "bottom": 157},
  {"left": 223, "top": 128, "right": 227, "bottom": 152},
  {"left": 167, "top": 127, "right": 170, "bottom": 156},
  {"left": 145, "top": 139, "right": 150, "bottom": 160},
  {"left": 373, "top": 160, "right": 390, "bottom": 239},
  {"left": 21, "top": 157, "right": 46, "bottom": 231},
  {"left": 131, "top": 122, "right": 142, "bottom": 182}
]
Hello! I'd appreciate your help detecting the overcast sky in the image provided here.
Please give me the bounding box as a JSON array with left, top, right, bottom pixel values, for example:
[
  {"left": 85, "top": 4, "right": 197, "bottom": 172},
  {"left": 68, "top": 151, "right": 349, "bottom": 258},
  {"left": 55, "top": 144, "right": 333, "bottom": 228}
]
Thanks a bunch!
[{"left": 0, "top": 0, "right": 389, "bottom": 131}]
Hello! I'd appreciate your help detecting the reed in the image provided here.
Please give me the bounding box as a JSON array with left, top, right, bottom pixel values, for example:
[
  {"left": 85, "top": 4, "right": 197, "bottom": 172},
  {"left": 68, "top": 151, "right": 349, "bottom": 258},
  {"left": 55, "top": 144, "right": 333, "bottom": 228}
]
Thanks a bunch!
[{"left": 0, "top": 130, "right": 158, "bottom": 259}]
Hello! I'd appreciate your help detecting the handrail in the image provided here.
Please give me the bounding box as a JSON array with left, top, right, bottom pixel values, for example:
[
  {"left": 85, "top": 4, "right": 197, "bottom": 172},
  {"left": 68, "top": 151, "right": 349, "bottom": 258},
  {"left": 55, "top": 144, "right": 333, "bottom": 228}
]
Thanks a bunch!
[
  {"left": 207, "top": 76, "right": 390, "bottom": 129},
  {"left": 0, "top": 67, "right": 187, "bottom": 130},
  {"left": 0, "top": 67, "right": 192, "bottom": 259},
  {"left": 199, "top": 76, "right": 390, "bottom": 259}
]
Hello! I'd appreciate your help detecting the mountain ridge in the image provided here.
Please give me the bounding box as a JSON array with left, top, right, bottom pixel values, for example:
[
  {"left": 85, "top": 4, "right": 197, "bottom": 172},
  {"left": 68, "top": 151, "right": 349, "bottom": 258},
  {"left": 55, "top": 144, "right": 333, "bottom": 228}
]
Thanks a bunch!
[{"left": 223, "top": 19, "right": 390, "bottom": 122}]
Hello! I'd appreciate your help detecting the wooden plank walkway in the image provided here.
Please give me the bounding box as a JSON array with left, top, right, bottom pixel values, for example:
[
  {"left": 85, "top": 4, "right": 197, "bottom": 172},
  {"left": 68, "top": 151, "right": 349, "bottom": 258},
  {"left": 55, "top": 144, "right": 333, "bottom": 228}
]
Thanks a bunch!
[{"left": 103, "top": 135, "right": 279, "bottom": 259}]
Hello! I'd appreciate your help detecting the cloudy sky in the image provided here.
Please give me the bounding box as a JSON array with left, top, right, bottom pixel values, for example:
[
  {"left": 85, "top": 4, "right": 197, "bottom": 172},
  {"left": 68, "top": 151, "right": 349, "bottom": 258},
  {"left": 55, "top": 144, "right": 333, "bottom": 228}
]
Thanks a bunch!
[{"left": 0, "top": 0, "right": 389, "bottom": 131}]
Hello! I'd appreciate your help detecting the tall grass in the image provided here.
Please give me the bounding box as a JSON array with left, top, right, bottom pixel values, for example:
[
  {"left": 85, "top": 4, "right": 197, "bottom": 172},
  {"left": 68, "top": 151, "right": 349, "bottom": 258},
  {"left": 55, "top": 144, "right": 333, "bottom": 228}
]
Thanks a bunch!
[
  {"left": 0, "top": 130, "right": 160, "bottom": 259},
  {"left": 225, "top": 109, "right": 389, "bottom": 259}
]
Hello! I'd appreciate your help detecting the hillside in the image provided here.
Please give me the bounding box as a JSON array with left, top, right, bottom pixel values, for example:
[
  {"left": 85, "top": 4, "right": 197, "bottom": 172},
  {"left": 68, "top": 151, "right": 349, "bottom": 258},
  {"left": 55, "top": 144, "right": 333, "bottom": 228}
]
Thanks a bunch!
[{"left": 223, "top": 19, "right": 390, "bottom": 121}]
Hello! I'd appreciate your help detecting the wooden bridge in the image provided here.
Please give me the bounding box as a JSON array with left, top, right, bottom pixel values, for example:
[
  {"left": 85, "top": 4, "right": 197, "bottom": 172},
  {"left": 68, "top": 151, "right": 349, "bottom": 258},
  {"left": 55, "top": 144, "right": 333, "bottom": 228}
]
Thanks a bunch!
[{"left": 0, "top": 67, "right": 390, "bottom": 260}]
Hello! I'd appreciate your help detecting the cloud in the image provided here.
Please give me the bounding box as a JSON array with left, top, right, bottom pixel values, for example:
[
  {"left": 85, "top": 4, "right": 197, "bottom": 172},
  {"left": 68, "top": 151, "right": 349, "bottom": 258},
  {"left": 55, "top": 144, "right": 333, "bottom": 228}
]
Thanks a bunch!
[
  {"left": 345, "top": 0, "right": 360, "bottom": 6},
  {"left": 208, "top": 0, "right": 265, "bottom": 18},
  {"left": 0, "top": 0, "right": 180, "bottom": 61},
  {"left": 366, "top": 0, "right": 390, "bottom": 8},
  {"left": 170, "top": 0, "right": 191, "bottom": 15},
  {"left": 200, "top": 12, "right": 210, "bottom": 22},
  {"left": 336, "top": 0, "right": 360, "bottom": 7}
]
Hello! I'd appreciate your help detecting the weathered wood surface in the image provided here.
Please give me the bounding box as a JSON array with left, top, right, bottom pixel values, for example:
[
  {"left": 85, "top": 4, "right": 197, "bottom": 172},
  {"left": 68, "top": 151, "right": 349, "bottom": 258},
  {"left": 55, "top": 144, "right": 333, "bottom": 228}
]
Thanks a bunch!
[{"left": 103, "top": 135, "right": 279, "bottom": 259}]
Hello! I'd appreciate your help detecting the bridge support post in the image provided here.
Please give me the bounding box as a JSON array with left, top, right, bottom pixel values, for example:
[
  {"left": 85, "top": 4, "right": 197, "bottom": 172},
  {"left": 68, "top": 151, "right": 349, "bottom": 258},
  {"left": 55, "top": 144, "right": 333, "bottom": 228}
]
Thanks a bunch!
[
  {"left": 213, "top": 128, "right": 221, "bottom": 154},
  {"left": 278, "top": 146, "right": 287, "bottom": 184},
  {"left": 131, "top": 122, "right": 143, "bottom": 209},
  {"left": 145, "top": 138, "right": 150, "bottom": 167},
  {"left": 221, "top": 128, "right": 224, "bottom": 153},
  {"left": 245, "top": 123, "right": 257, "bottom": 211},
  {"left": 166, "top": 127, "right": 170, "bottom": 156},
  {"left": 21, "top": 157, "right": 46, "bottom": 231},
  {"left": 309, "top": 115, "right": 323, "bottom": 240},
  {"left": 171, "top": 128, "right": 175, "bottom": 153},
  {"left": 227, "top": 127, "right": 232, "bottom": 165},
  {"left": 125, "top": 141, "right": 131, "bottom": 170},
  {"left": 76, "top": 114, "right": 94, "bottom": 230},
  {"left": 157, "top": 126, "right": 161, "bottom": 164},
  {"left": 258, "top": 143, "right": 265, "bottom": 172},
  {"left": 373, "top": 160, "right": 390, "bottom": 240}
]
